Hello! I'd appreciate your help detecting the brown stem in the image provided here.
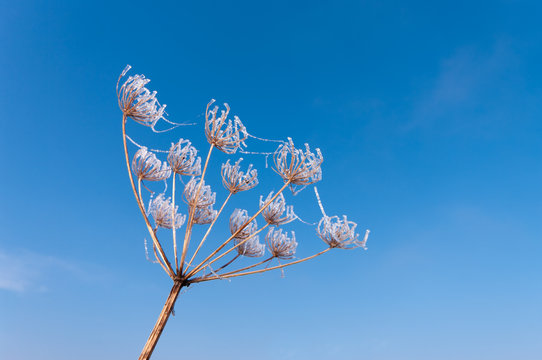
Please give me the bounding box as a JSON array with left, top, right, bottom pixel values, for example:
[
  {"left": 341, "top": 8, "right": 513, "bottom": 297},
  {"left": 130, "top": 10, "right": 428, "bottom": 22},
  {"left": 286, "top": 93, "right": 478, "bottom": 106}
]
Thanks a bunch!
[
  {"left": 201, "top": 222, "right": 270, "bottom": 273},
  {"left": 192, "top": 248, "right": 331, "bottom": 283},
  {"left": 186, "top": 181, "right": 291, "bottom": 278},
  {"left": 213, "top": 253, "right": 240, "bottom": 273},
  {"left": 138, "top": 281, "right": 183, "bottom": 360},
  {"left": 186, "top": 192, "right": 233, "bottom": 270},
  {"left": 122, "top": 115, "right": 175, "bottom": 278},
  {"left": 179, "top": 144, "right": 214, "bottom": 275}
]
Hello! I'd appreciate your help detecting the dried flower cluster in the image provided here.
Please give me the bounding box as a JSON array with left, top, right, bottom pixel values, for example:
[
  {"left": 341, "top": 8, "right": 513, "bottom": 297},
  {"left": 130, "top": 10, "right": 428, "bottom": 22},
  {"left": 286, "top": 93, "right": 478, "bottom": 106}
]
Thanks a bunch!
[
  {"left": 117, "top": 66, "right": 369, "bottom": 360},
  {"left": 205, "top": 99, "right": 248, "bottom": 154},
  {"left": 221, "top": 159, "right": 258, "bottom": 194},
  {"left": 168, "top": 139, "right": 202, "bottom": 176},
  {"left": 132, "top": 147, "right": 172, "bottom": 181},
  {"left": 117, "top": 65, "right": 166, "bottom": 129}
]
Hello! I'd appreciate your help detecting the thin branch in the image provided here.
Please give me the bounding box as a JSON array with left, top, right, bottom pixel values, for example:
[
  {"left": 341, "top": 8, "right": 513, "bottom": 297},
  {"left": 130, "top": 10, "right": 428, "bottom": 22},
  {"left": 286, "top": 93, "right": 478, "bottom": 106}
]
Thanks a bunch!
[
  {"left": 186, "top": 192, "right": 233, "bottom": 270},
  {"left": 209, "top": 256, "right": 273, "bottom": 278},
  {"left": 185, "top": 181, "right": 290, "bottom": 279},
  {"left": 212, "top": 253, "right": 240, "bottom": 273},
  {"left": 198, "top": 222, "right": 270, "bottom": 275},
  {"left": 172, "top": 174, "right": 179, "bottom": 272},
  {"left": 179, "top": 144, "right": 214, "bottom": 275},
  {"left": 192, "top": 248, "right": 331, "bottom": 283},
  {"left": 122, "top": 115, "right": 175, "bottom": 279}
]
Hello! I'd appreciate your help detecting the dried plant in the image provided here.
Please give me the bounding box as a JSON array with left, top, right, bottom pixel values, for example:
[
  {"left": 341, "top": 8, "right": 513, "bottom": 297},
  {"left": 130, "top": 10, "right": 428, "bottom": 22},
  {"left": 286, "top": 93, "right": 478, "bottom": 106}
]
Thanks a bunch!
[{"left": 117, "top": 66, "right": 370, "bottom": 360}]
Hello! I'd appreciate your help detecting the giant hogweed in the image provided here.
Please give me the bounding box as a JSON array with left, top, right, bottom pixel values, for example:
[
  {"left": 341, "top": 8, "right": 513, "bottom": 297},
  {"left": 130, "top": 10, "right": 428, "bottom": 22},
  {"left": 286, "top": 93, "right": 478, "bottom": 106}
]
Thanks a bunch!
[{"left": 117, "top": 65, "right": 370, "bottom": 360}]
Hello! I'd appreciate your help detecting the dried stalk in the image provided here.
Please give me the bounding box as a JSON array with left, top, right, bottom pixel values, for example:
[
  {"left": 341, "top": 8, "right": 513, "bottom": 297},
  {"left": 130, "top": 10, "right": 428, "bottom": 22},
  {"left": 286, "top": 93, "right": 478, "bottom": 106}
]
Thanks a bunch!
[
  {"left": 193, "top": 248, "right": 332, "bottom": 283},
  {"left": 185, "top": 192, "right": 233, "bottom": 270},
  {"left": 200, "top": 222, "right": 270, "bottom": 274},
  {"left": 172, "top": 174, "right": 179, "bottom": 272},
  {"left": 122, "top": 115, "right": 175, "bottom": 279},
  {"left": 186, "top": 181, "right": 290, "bottom": 278},
  {"left": 179, "top": 144, "right": 214, "bottom": 275},
  {"left": 138, "top": 281, "right": 183, "bottom": 360}
]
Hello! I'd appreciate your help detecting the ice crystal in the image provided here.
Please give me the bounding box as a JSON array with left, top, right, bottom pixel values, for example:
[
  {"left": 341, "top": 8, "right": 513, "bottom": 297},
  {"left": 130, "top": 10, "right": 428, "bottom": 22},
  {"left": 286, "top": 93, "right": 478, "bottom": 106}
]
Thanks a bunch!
[
  {"left": 273, "top": 138, "right": 323, "bottom": 187},
  {"left": 147, "top": 194, "right": 186, "bottom": 229},
  {"left": 168, "top": 139, "right": 202, "bottom": 176},
  {"left": 221, "top": 158, "right": 258, "bottom": 194},
  {"left": 266, "top": 228, "right": 297, "bottom": 259},
  {"left": 260, "top": 191, "right": 296, "bottom": 226},
  {"left": 229, "top": 209, "right": 258, "bottom": 239},
  {"left": 193, "top": 205, "right": 218, "bottom": 225},
  {"left": 317, "top": 215, "right": 367, "bottom": 249},
  {"left": 132, "top": 147, "right": 172, "bottom": 181},
  {"left": 235, "top": 235, "right": 265, "bottom": 257},
  {"left": 183, "top": 178, "right": 216, "bottom": 208},
  {"left": 117, "top": 65, "right": 166, "bottom": 129},
  {"left": 205, "top": 99, "right": 248, "bottom": 154}
]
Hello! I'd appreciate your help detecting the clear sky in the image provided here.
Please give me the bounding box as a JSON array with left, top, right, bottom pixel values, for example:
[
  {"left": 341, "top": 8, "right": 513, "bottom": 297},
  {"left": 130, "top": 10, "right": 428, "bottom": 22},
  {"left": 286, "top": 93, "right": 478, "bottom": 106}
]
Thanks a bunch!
[{"left": 1, "top": 1, "right": 541, "bottom": 359}]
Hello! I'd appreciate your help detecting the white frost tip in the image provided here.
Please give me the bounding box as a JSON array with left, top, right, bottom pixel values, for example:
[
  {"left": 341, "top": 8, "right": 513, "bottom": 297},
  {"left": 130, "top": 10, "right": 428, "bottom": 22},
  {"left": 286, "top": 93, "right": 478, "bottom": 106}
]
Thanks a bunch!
[
  {"left": 362, "top": 230, "right": 370, "bottom": 249},
  {"left": 121, "top": 65, "right": 132, "bottom": 77}
]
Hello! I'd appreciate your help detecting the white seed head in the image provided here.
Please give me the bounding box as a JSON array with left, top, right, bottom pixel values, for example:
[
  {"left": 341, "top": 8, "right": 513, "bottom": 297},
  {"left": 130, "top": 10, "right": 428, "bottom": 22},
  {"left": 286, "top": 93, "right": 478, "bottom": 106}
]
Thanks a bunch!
[
  {"left": 168, "top": 139, "right": 202, "bottom": 176},
  {"left": 193, "top": 205, "right": 218, "bottom": 225},
  {"left": 235, "top": 235, "right": 265, "bottom": 258},
  {"left": 266, "top": 228, "right": 297, "bottom": 259},
  {"left": 260, "top": 191, "right": 297, "bottom": 226},
  {"left": 317, "top": 215, "right": 365, "bottom": 249},
  {"left": 132, "top": 147, "right": 172, "bottom": 181},
  {"left": 183, "top": 177, "right": 216, "bottom": 208},
  {"left": 205, "top": 99, "right": 248, "bottom": 154},
  {"left": 147, "top": 193, "right": 186, "bottom": 229},
  {"left": 273, "top": 138, "right": 323, "bottom": 187},
  {"left": 229, "top": 209, "right": 258, "bottom": 239},
  {"left": 117, "top": 67, "right": 166, "bottom": 129},
  {"left": 221, "top": 158, "right": 258, "bottom": 194}
]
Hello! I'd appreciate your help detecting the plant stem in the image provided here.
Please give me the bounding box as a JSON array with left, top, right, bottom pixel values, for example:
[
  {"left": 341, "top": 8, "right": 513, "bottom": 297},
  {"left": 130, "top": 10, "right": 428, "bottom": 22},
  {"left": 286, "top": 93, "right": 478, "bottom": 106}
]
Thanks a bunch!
[
  {"left": 172, "top": 174, "right": 179, "bottom": 272},
  {"left": 186, "top": 181, "right": 291, "bottom": 278},
  {"left": 138, "top": 281, "right": 183, "bottom": 360},
  {"left": 186, "top": 192, "right": 233, "bottom": 270},
  {"left": 192, "top": 248, "right": 331, "bottom": 283},
  {"left": 122, "top": 116, "right": 175, "bottom": 278},
  {"left": 179, "top": 144, "right": 214, "bottom": 275}
]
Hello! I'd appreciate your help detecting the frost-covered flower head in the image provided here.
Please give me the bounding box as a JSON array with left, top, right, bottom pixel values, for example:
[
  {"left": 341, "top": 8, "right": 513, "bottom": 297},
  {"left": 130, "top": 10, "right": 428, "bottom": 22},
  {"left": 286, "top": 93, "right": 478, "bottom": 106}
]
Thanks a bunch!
[
  {"left": 221, "top": 158, "right": 258, "bottom": 194},
  {"left": 168, "top": 139, "right": 202, "bottom": 176},
  {"left": 117, "top": 65, "right": 166, "bottom": 129},
  {"left": 260, "top": 191, "right": 297, "bottom": 226},
  {"left": 193, "top": 205, "right": 218, "bottom": 225},
  {"left": 273, "top": 138, "right": 323, "bottom": 188},
  {"left": 235, "top": 236, "right": 265, "bottom": 257},
  {"left": 183, "top": 178, "right": 216, "bottom": 208},
  {"left": 147, "top": 193, "right": 186, "bottom": 229},
  {"left": 132, "top": 147, "right": 172, "bottom": 181},
  {"left": 317, "top": 215, "right": 367, "bottom": 249},
  {"left": 266, "top": 228, "right": 297, "bottom": 259},
  {"left": 229, "top": 209, "right": 258, "bottom": 239},
  {"left": 205, "top": 99, "right": 248, "bottom": 154}
]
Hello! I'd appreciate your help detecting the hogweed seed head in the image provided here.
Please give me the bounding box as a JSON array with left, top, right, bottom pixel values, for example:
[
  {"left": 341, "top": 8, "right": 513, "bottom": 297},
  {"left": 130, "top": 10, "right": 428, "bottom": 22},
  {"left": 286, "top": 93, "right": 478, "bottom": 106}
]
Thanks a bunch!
[
  {"left": 260, "top": 191, "right": 297, "bottom": 226},
  {"left": 168, "top": 139, "right": 202, "bottom": 176},
  {"left": 229, "top": 209, "right": 258, "bottom": 239},
  {"left": 183, "top": 178, "right": 216, "bottom": 208},
  {"left": 147, "top": 193, "right": 186, "bottom": 229},
  {"left": 235, "top": 235, "right": 265, "bottom": 257},
  {"left": 221, "top": 158, "right": 258, "bottom": 194},
  {"left": 117, "top": 66, "right": 166, "bottom": 129},
  {"left": 266, "top": 228, "right": 297, "bottom": 259},
  {"left": 132, "top": 147, "right": 172, "bottom": 181},
  {"left": 193, "top": 205, "right": 218, "bottom": 225},
  {"left": 273, "top": 138, "right": 323, "bottom": 188},
  {"left": 205, "top": 99, "right": 248, "bottom": 154},
  {"left": 317, "top": 215, "right": 367, "bottom": 249}
]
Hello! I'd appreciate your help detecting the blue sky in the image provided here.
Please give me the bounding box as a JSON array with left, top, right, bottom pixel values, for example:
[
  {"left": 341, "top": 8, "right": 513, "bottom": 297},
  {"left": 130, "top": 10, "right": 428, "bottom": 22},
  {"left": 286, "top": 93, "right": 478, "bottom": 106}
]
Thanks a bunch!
[{"left": 1, "top": 1, "right": 541, "bottom": 359}]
